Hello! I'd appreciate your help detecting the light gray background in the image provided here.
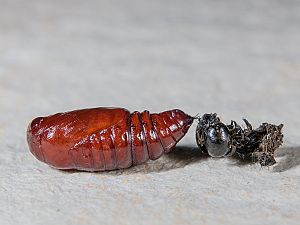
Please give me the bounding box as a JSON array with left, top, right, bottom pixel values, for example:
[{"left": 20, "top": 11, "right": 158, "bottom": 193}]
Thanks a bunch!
[{"left": 1, "top": 0, "right": 300, "bottom": 224}]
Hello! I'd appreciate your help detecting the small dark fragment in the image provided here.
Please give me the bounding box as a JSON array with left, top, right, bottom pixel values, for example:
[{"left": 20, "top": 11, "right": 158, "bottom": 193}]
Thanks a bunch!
[{"left": 233, "top": 122, "right": 284, "bottom": 166}]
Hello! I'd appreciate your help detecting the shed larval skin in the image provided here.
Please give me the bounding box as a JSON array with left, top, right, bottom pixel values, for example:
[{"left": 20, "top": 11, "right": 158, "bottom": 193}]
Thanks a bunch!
[{"left": 27, "top": 108, "right": 194, "bottom": 171}]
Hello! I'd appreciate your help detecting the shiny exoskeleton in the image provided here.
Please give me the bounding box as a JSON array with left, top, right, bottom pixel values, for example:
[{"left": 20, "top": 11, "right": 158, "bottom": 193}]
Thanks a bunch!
[
  {"left": 27, "top": 107, "right": 194, "bottom": 171},
  {"left": 196, "top": 113, "right": 284, "bottom": 166},
  {"left": 196, "top": 113, "right": 233, "bottom": 157}
]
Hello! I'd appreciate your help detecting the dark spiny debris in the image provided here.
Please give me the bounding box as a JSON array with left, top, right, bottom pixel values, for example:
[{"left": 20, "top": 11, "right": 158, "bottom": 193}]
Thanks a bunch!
[
  {"left": 237, "top": 122, "right": 283, "bottom": 166},
  {"left": 196, "top": 113, "right": 284, "bottom": 166}
]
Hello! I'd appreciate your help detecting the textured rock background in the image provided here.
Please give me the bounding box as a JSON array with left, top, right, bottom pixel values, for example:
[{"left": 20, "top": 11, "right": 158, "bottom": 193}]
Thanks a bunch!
[{"left": 1, "top": 0, "right": 300, "bottom": 224}]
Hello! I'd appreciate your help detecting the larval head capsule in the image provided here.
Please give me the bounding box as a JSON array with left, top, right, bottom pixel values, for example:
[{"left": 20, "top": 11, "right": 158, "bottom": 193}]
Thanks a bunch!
[{"left": 196, "top": 113, "right": 233, "bottom": 157}]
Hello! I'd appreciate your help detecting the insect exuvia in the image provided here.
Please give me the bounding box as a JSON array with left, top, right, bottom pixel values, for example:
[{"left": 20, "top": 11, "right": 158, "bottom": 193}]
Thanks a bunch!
[
  {"left": 196, "top": 113, "right": 284, "bottom": 166},
  {"left": 27, "top": 107, "right": 284, "bottom": 171}
]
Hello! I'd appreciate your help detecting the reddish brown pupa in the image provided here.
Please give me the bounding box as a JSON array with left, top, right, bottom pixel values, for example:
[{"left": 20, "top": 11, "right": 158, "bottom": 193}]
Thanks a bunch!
[{"left": 27, "top": 107, "right": 194, "bottom": 171}]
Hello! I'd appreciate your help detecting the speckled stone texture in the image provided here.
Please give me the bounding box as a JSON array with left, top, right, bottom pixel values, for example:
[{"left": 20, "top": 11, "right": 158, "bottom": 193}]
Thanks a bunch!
[{"left": 1, "top": 0, "right": 300, "bottom": 224}]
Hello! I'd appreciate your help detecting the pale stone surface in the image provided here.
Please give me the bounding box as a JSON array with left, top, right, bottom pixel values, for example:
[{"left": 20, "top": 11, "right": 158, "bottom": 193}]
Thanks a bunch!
[{"left": 1, "top": 0, "right": 300, "bottom": 224}]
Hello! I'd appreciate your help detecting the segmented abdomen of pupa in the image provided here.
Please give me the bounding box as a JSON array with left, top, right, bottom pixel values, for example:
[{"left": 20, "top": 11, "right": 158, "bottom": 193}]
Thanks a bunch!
[{"left": 27, "top": 107, "right": 194, "bottom": 171}]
